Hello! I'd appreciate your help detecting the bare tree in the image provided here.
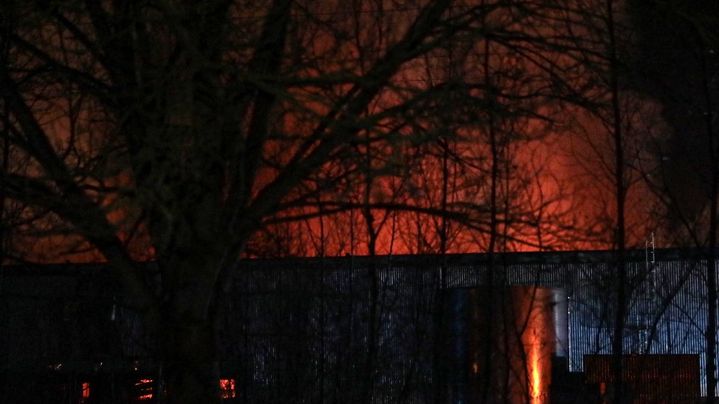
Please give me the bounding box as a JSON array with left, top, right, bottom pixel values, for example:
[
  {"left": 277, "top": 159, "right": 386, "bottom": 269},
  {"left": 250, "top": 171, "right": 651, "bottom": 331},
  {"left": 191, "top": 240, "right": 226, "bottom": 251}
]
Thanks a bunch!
[
  {"left": 0, "top": 1, "right": 516, "bottom": 402},
  {"left": 1, "top": 0, "right": 664, "bottom": 402},
  {"left": 627, "top": 1, "right": 719, "bottom": 399}
]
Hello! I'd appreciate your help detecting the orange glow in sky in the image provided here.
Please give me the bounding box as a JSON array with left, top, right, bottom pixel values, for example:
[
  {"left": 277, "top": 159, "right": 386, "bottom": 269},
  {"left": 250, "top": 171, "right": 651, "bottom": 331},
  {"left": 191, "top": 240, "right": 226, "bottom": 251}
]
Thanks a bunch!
[{"left": 2, "top": 2, "right": 661, "bottom": 266}]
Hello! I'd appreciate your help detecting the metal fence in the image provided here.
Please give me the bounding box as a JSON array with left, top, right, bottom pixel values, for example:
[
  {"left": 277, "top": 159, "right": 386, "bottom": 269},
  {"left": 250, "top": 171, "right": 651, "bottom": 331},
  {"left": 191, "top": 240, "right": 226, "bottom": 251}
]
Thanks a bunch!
[
  {"left": 0, "top": 249, "right": 714, "bottom": 402},
  {"left": 225, "top": 249, "right": 712, "bottom": 402}
]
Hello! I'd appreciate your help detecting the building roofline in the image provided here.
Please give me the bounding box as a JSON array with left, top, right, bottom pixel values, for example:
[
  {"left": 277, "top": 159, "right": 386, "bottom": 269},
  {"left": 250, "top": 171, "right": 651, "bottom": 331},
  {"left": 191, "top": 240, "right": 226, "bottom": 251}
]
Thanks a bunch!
[
  {"left": 235, "top": 247, "right": 716, "bottom": 270},
  {"left": 2, "top": 247, "right": 717, "bottom": 275}
]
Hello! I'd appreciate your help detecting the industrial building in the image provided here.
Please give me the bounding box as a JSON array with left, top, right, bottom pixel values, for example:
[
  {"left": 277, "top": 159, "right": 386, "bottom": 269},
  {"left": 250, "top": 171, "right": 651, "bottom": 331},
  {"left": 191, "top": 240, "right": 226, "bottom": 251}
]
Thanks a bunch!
[{"left": 0, "top": 249, "right": 711, "bottom": 402}]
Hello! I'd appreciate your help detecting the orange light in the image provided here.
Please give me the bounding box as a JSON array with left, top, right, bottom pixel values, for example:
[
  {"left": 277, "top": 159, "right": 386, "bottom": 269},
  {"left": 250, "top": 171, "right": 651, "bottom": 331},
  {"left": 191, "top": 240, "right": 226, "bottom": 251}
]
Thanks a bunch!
[
  {"left": 518, "top": 287, "right": 553, "bottom": 404},
  {"left": 220, "top": 378, "right": 237, "bottom": 399},
  {"left": 530, "top": 346, "right": 542, "bottom": 401},
  {"left": 81, "top": 382, "right": 91, "bottom": 400},
  {"left": 136, "top": 378, "right": 153, "bottom": 400}
]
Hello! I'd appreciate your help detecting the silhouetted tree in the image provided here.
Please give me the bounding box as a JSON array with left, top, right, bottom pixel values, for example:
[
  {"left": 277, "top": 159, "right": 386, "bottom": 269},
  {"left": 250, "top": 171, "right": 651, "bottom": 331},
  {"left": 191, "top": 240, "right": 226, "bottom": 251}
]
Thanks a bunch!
[
  {"left": 0, "top": 1, "right": 511, "bottom": 402},
  {"left": 628, "top": 1, "right": 719, "bottom": 399}
]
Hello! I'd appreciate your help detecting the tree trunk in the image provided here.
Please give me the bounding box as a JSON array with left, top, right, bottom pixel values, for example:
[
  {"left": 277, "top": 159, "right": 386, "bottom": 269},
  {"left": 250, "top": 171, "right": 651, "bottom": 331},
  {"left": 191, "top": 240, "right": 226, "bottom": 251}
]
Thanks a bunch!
[
  {"left": 159, "top": 316, "right": 221, "bottom": 404},
  {"left": 480, "top": 35, "right": 499, "bottom": 404},
  {"left": 700, "top": 30, "right": 718, "bottom": 401},
  {"left": 605, "top": 1, "right": 627, "bottom": 402},
  {"left": 145, "top": 256, "right": 223, "bottom": 404}
]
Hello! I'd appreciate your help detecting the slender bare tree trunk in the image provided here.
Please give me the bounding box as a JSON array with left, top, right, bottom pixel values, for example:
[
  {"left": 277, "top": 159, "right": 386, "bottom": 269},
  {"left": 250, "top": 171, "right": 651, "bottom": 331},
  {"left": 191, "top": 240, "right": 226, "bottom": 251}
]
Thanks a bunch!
[
  {"left": 361, "top": 138, "right": 379, "bottom": 404},
  {"left": 0, "top": 100, "right": 8, "bottom": 261},
  {"left": 479, "top": 35, "right": 500, "bottom": 404},
  {"left": 605, "top": 0, "right": 627, "bottom": 401},
  {"left": 701, "top": 41, "right": 718, "bottom": 402},
  {"left": 433, "top": 136, "right": 451, "bottom": 404}
]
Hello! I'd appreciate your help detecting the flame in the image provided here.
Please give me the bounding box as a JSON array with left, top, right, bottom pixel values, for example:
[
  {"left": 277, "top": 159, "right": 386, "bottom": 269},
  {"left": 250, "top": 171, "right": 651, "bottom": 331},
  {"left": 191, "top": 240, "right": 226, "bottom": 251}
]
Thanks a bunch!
[
  {"left": 517, "top": 287, "right": 552, "bottom": 404},
  {"left": 530, "top": 344, "right": 542, "bottom": 402}
]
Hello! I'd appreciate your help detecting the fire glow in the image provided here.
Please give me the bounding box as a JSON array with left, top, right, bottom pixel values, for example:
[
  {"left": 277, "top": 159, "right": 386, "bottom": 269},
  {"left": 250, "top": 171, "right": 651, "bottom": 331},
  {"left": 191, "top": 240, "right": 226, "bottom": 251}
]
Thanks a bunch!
[
  {"left": 514, "top": 287, "right": 555, "bottom": 404},
  {"left": 529, "top": 345, "right": 542, "bottom": 402}
]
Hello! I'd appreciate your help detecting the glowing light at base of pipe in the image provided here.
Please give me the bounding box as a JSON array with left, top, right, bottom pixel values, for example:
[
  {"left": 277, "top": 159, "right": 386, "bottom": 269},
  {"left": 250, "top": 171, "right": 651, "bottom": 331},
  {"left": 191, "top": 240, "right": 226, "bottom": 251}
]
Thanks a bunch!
[{"left": 530, "top": 345, "right": 542, "bottom": 403}]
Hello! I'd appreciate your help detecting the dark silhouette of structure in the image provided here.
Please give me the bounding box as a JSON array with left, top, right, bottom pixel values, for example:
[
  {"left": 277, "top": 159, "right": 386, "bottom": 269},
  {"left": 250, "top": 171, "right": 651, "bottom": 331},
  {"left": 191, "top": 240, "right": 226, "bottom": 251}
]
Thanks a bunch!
[{"left": 0, "top": 249, "right": 709, "bottom": 402}]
